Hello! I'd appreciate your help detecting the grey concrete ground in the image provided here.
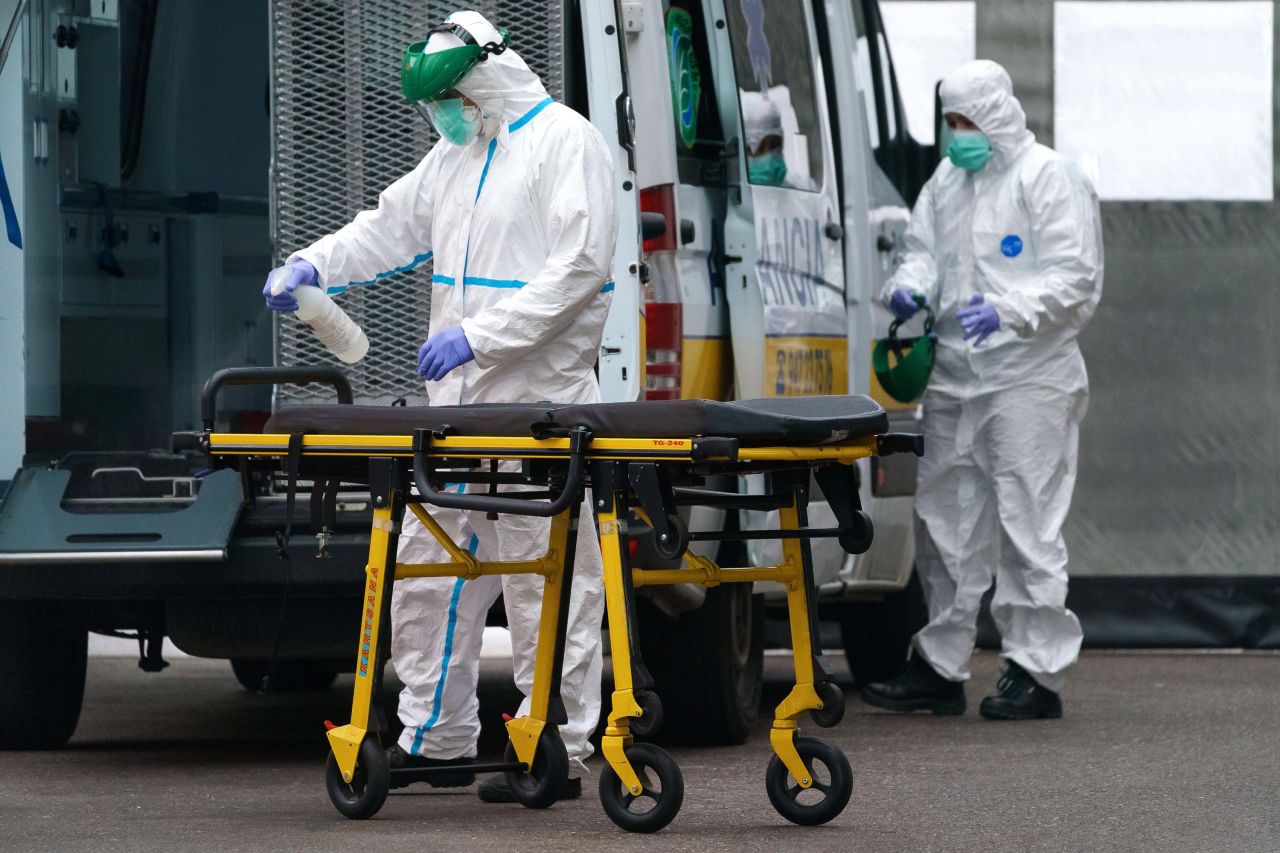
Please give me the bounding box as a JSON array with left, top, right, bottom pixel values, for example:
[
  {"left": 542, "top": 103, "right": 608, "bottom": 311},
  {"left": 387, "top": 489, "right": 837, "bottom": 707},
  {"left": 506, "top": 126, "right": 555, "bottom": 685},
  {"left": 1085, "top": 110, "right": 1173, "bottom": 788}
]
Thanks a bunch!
[{"left": 1, "top": 651, "right": 1276, "bottom": 852}]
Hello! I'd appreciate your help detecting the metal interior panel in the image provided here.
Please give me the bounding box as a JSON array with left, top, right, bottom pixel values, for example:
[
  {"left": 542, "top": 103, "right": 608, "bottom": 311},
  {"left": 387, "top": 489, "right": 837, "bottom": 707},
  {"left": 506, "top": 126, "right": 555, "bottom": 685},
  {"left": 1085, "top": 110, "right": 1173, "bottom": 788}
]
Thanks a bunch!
[{"left": 268, "top": 0, "right": 564, "bottom": 407}]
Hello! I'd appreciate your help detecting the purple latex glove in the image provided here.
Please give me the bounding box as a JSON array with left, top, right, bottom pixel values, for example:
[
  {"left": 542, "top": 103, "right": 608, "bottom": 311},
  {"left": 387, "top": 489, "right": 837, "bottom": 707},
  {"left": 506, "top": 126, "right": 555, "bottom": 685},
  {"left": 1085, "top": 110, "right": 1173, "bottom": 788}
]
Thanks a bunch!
[
  {"left": 889, "top": 287, "right": 926, "bottom": 321},
  {"left": 956, "top": 293, "right": 999, "bottom": 346},
  {"left": 263, "top": 259, "right": 319, "bottom": 312},
  {"left": 417, "top": 325, "right": 475, "bottom": 381}
]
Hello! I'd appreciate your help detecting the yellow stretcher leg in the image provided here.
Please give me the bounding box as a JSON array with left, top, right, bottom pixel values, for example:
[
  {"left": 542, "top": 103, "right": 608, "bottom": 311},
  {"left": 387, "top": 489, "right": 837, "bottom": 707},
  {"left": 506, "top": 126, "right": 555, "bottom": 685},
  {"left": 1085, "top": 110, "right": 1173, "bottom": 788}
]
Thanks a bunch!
[
  {"left": 327, "top": 504, "right": 397, "bottom": 784},
  {"left": 505, "top": 507, "right": 573, "bottom": 768},
  {"left": 768, "top": 497, "right": 824, "bottom": 789},
  {"left": 597, "top": 509, "right": 645, "bottom": 796}
]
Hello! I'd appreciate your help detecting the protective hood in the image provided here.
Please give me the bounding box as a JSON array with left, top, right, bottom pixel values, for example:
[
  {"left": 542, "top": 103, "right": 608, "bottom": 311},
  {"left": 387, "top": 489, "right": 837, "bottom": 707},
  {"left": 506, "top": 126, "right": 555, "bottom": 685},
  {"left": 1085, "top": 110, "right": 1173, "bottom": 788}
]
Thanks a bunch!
[
  {"left": 431, "top": 10, "right": 551, "bottom": 136},
  {"left": 741, "top": 90, "right": 784, "bottom": 152},
  {"left": 939, "top": 60, "right": 1034, "bottom": 169}
]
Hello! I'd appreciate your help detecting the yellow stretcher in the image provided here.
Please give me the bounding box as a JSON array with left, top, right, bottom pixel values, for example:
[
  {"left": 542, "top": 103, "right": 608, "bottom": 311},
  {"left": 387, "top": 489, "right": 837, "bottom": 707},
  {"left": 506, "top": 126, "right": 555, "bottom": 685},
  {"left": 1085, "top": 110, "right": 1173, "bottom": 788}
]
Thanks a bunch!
[{"left": 196, "top": 368, "right": 922, "bottom": 832}]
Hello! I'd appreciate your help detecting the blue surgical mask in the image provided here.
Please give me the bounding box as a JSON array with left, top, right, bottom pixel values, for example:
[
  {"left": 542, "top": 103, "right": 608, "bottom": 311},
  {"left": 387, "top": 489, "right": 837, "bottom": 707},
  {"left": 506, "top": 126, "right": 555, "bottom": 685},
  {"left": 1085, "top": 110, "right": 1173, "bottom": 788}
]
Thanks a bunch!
[
  {"left": 946, "top": 129, "right": 992, "bottom": 172},
  {"left": 425, "top": 98, "right": 482, "bottom": 146},
  {"left": 748, "top": 150, "right": 787, "bottom": 186}
]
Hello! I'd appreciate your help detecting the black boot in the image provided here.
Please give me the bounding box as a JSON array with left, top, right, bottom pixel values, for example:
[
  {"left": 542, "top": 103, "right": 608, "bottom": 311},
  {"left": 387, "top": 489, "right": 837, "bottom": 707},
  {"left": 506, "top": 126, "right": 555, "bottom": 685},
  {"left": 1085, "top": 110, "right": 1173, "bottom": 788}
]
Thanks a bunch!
[
  {"left": 477, "top": 774, "right": 582, "bottom": 804},
  {"left": 979, "top": 661, "right": 1063, "bottom": 720},
  {"left": 860, "top": 654, "right": 966, "bottom": 715},
  {"left": 386, "top": 743, "right": 477, "bottom": 789}
]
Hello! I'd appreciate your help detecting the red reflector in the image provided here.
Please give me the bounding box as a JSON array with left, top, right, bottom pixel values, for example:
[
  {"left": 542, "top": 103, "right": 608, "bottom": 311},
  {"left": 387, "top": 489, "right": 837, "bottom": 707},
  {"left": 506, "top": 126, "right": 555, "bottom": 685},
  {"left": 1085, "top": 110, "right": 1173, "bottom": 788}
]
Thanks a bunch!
[
  {"left": 502, "top": 713, "right": 514, "bottom": 723},
  {"left": 640, "top": 184, "right": 677, "bottom": 253},
  {"left": 324, "top": 720, "right": 336, "bottom": 731},
  {"left": 628, "top": 538, "right": 639, "bottom": 559}
]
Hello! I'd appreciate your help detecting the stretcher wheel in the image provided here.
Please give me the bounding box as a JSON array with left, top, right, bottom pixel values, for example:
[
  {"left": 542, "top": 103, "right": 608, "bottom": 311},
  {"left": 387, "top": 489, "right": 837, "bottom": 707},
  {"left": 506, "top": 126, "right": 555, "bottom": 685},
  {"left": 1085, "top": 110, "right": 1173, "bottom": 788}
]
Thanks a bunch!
[
  {"left": 838, "top": 511, "right": 875, "bottom": 555},
  {"left": 503, "top": 726, "right": 569, "bottom": 809},
  {"left": 629, "top": 689, "right": 664, "bottom": 738},
  {"left": 765, "top": 736, "right": 852, "bottom": 826},
  {"left": 599, "top": 742, "right": 684, "bottom": 833},
  {"left": 652, "top": 514, "right": 689, "bottom": 561},
  {"left": 325, "top": 736, "right": 390, "bottom": 820},
  {"left": 809, "top": 682, "right": 846, "bottom": 728}
]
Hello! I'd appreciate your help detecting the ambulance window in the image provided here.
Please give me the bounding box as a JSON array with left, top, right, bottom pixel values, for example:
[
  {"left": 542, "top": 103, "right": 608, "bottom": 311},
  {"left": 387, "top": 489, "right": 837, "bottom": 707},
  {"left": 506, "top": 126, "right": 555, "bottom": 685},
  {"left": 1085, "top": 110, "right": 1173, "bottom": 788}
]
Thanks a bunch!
[
  {"left": 725, "top": 0, "right": 824, "bottom": 192},
  {"left": 664, "top": 1, "right": 724, "bottom": 186},
  {"left": 854, "top": 0, "right": 929, "bottom": 204}
]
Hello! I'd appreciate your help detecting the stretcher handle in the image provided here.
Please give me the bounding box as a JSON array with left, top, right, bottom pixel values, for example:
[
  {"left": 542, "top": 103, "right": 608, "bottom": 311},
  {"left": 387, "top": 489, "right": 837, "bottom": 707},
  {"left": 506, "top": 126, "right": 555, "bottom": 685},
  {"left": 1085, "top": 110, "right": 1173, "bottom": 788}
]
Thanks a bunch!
[
  {"left": 412, "top": 427, "right": 590, "bottom": 517},
  {"left": 201, "top": 366, "right": 353, "bottom": 430}
]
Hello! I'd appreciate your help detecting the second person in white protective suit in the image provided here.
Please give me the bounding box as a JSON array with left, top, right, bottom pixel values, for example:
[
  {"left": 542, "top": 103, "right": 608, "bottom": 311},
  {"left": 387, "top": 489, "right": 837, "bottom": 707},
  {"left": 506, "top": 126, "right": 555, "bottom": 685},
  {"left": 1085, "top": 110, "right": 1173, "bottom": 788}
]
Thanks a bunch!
[
  {"left": 262, "top": 11, "right": 617, "bottom": 800},
  {"left": 860, "top": 60, "right": 1102, "bottom": 720}
]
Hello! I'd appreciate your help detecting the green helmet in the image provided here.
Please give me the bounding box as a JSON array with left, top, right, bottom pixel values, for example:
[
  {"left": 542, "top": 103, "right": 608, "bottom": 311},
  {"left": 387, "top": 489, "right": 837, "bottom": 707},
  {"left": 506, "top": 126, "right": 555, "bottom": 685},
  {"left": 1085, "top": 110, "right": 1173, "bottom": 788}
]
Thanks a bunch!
[
  {"left": 401, "top": 21, "right": 510, "bottom": 104},
  {"left": 873, "top": 303, "right": 936, "bottom": 404}
]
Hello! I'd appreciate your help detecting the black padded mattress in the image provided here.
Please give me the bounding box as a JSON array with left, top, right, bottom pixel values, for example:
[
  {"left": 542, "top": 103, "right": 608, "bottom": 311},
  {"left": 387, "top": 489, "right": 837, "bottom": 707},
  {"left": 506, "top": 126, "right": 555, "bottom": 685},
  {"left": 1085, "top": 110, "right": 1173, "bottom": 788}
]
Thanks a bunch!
[{"left": 263, "top": 395, "right": 887, "bottom": 445}]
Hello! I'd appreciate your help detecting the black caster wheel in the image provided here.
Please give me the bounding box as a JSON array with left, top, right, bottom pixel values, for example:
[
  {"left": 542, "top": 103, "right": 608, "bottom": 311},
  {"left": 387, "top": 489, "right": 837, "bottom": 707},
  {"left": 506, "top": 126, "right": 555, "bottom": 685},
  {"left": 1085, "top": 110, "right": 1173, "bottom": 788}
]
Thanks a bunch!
[
  {"left": 652, "top": 514, "right": 689, "bottom": 560},
  {"left": 765, "top": 736, "right": 852, "bottom": 826},
  {"left": 809, "top": 682, "right": 846, "bottom": 728},
  {"left": 838, "top": 511, "right": 875, "bottom": 555},
  {"left": 503, "top": 726, "right": 569, "bottom": 809},
  {"left": 599, "top": 742, "right": 684, "bottom": 833},
  {"left": 325, "top": 736, "right": 390, "bottom": 820},
  {"left": 630, "top": 690, "right": 664, "bottom": 738}
]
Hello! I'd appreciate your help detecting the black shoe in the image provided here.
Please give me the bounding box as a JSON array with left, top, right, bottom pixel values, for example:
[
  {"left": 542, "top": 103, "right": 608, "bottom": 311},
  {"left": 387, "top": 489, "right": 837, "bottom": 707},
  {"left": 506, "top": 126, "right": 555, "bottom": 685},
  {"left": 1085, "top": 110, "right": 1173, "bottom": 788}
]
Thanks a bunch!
[
  {"left": 477, "top": 774, "right": 582, "bottom": 804},
  {"left": 386, "top": 743, "right": 477, "bottom": 789},
  {"left": 860, "top": 655, "right": 967, "bottom": 715},
  {"left": 979, "top": 661, "right": 1063, "bottom": 720}
]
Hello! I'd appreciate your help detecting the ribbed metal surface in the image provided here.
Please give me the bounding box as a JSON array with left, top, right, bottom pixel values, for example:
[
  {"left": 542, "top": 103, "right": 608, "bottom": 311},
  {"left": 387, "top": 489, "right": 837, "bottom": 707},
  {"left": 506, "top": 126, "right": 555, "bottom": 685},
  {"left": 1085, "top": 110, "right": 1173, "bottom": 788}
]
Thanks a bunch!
[{"left": 268, "top": 0, "right": 563, "bottom": 405}]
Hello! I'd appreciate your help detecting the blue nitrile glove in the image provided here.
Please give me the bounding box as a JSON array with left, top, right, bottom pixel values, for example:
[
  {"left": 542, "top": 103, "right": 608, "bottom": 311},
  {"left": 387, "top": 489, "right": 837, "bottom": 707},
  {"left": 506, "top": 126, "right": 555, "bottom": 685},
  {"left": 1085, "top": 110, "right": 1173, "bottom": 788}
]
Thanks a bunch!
[
  {"left": 417, "top": 325, "right": 475, "bottom": 381},
  {"left": 890, "top": 287, "right": 926, "bottom": 321},
  {"left": 263, "top": 259, "right": 319, "bottom": 312},
  {"left": 956, "top": 293, "right": 1000, "bottom": 346}
]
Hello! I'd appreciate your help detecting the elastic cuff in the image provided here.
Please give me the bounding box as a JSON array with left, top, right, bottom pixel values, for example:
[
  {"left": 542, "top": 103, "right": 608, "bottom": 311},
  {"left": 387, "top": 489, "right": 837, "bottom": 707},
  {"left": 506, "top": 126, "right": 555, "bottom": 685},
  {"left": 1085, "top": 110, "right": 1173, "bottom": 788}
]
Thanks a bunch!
[{"left": 985, "top": 293, "right": 1028, "bottom": 336}]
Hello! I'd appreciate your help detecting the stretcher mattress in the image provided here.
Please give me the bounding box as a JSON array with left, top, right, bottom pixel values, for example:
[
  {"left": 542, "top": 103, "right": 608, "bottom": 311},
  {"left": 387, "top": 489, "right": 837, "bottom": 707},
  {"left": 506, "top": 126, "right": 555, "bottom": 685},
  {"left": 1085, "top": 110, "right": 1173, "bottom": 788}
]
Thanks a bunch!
[{"left": 264, "top": 395, "right": 887, "bottom": 445}]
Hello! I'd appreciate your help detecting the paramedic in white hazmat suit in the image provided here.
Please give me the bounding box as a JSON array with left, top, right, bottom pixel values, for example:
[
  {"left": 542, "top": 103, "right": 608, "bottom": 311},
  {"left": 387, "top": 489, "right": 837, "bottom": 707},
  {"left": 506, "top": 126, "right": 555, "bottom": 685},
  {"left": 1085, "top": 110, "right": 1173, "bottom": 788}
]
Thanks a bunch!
[
  {"left": 262, "top": 11, "right": 617, "bottom": 798},
  {"left": 860, "top": 60, "right": 1102, "bottom": 720}
]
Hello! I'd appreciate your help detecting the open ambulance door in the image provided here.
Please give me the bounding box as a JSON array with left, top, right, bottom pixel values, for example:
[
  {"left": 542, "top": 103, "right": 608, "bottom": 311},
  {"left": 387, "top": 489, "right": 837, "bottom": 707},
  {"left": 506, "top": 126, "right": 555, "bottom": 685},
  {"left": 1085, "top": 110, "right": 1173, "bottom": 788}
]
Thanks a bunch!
[{"left": 709, "top": 0, "right": 848, "bottom": 401}]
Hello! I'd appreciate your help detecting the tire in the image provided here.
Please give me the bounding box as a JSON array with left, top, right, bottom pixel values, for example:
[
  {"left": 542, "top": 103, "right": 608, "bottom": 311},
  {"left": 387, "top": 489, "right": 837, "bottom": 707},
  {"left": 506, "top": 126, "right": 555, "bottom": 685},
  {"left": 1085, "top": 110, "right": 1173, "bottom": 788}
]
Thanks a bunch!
[
  {"left": 765, "top": 736, "right": 853, "bottom": 826},
  {"left": 809, "top": 681, "right": 846, "bottom": 729},
  {"left": 503, "top": 726, "right": 569, "bottom": 810},
  {"left": 231, "top": 658, "right": 339, "bottom": 692},
  {"left": 599, "top": 742, "right": 684, "bottom": 833},
  {"left": 638, "top": 579, "right": 763, "bottom": 746},
  {"left": 0, "top": 601, "right": 86, "bottom": 750},
  {"left": 652, "top": 514, "right": 689, "bottom": 561},
  {"left": 838, "top": 568, "right": 928, "bottom": 686},
  {"left": 325, "top": 735, "right": 390, "bottom": 820},
  {"left": 629, "top": 689, "right": 664, "bottom": 739}
]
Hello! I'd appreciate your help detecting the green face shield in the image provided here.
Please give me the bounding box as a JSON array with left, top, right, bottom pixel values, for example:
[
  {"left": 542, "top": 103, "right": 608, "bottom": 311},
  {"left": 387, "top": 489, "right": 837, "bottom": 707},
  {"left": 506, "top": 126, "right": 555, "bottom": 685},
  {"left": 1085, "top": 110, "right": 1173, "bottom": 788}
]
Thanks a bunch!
[
  {"left": 401, "top": 22, "right": 510, "bottom": 105},
  {"left": 873, "top": 303, "right": 937, "bottom": 404}
]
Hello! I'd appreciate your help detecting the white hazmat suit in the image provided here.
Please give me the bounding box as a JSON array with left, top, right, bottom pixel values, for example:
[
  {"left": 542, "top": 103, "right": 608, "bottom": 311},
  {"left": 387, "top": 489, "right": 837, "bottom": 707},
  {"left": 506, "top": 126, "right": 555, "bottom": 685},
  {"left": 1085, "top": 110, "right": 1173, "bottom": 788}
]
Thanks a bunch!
[
  {"left": 294, "top": 11, "right": 617, "bottom": 773},
  {"left": 881, "top": 60, "right": 1103, "bottom": 692}
]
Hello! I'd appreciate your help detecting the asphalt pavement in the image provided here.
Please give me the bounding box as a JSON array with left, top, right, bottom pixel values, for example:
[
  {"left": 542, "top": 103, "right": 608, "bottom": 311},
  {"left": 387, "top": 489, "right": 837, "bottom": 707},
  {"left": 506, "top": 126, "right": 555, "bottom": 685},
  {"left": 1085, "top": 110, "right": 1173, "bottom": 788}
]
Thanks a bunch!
[{"left": 1, "top": 650, "right": 1276, "bottom": 852}]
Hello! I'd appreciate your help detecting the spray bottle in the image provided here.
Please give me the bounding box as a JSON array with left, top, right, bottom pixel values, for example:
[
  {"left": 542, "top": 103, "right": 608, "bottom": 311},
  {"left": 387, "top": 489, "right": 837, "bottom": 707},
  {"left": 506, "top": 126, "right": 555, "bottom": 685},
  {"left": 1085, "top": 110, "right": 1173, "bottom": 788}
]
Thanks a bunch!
[{"left": 269, "top": 268, "right": 369, "bottom": 364}]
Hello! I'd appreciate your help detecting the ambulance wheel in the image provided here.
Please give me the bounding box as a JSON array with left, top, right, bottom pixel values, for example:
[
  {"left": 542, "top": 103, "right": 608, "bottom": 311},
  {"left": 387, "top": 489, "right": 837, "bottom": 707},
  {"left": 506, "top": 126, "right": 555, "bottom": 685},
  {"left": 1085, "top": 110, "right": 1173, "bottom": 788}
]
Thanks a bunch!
[
  {"left": 809, "top": 681, "right": 846, "bottom": 728},
  {"left": 652, "top": 515, "right": 689, "bottom": 560},
  {"left": 599, "top": 742, "right": 684, "bottom": 833},
  {"left": 838, "top": 511, "right": 874, "bottom": 555},
  {"left": 766, "top": 736, "right": 852, "bottom": 826},
  {"left": 0, "top": 601, "right": 86, "bottom": 750},
  {"left": 629, "top": 689, "right": 663, "bottom": 738},
  {"left": 325, "top": 736, "right": 389, "bottom": 820},
  {"left": 231, "top": 658, "right": 338, "bottom": 692},
  {"left": 504, "top": 726, "right": 569, "bottom": 809}
]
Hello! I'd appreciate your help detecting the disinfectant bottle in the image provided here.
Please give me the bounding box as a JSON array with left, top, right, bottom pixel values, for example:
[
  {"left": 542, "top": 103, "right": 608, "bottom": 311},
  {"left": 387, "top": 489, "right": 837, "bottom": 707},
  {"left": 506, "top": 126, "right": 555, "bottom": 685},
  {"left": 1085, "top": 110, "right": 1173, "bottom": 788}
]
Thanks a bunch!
[{"left": 292, "top": 284, "right": 369, "bottom": 364}]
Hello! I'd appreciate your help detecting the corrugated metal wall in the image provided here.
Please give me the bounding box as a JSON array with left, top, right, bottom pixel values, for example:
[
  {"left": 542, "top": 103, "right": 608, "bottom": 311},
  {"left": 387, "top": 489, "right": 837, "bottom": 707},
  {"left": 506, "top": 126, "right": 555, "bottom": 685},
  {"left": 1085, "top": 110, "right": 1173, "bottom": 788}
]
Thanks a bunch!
[{"left": 972, "top": 0, "right": 1280, "bottom": 583}]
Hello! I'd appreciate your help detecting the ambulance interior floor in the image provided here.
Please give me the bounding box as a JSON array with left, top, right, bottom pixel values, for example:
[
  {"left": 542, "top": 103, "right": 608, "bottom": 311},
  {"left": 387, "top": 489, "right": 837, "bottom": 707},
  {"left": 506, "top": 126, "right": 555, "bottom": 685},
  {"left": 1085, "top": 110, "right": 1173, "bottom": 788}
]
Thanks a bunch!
[{"left": 2, "top": 649, "right": 1274, "bottom": 852}]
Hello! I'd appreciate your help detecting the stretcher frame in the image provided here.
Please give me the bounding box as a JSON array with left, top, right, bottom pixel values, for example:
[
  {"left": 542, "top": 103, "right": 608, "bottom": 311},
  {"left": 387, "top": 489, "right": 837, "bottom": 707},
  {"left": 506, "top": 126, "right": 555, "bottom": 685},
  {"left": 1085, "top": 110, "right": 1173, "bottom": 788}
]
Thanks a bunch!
[{"left": 207, "top": 411, "right": 918, "bottom": 829}]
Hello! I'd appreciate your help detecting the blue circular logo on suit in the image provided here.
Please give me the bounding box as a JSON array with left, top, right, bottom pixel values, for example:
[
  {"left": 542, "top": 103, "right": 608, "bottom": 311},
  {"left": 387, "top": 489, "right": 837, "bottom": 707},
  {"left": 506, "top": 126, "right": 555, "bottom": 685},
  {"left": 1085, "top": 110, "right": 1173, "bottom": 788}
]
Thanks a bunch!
[{"left": 1000, "top": 234, "right": 1023, "bottom": 258}]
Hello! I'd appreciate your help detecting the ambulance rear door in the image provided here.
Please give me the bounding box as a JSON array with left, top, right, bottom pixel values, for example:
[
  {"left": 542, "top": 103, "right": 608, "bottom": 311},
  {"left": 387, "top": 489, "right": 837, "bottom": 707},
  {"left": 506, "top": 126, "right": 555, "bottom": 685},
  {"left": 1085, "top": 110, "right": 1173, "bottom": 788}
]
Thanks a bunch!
[{"left": 712, "top": 0, "right": 848, "bottom": 399}]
